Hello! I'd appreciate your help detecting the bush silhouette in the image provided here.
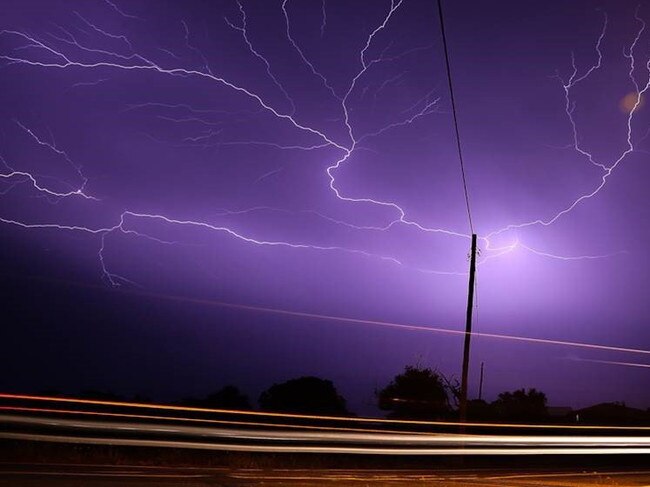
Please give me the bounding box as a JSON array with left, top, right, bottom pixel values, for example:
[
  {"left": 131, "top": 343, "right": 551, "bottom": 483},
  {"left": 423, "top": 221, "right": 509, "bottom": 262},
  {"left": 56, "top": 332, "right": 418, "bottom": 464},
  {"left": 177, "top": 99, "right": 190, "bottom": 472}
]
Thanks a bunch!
[
  {"left": 492, "top": 388, "right": 548, "bottom": 421},
  {"left": 377, "top": 365, "right": 454, "bottom": 419},
  {"left": 259, "top": 376, "right": 348, "bottom": 415}
]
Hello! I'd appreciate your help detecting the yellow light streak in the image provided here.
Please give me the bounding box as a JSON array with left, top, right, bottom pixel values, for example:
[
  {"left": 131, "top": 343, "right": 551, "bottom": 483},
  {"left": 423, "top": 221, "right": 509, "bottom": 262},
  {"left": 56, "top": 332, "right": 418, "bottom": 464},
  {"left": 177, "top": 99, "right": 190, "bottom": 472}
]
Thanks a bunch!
[
  {"left": 2, "top": 394, "right": 650, "bottom": 430},
  {"left": 2, "top": 432, "right": 649, "bottom": 455}
]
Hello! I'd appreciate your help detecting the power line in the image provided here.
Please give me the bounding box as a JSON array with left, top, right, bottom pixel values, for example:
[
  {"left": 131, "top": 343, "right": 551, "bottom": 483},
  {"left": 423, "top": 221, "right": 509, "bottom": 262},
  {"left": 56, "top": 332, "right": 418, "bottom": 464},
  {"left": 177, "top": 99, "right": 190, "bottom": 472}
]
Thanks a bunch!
[{"left": 436, "top": 0, "right": 474, "bottom": 235}]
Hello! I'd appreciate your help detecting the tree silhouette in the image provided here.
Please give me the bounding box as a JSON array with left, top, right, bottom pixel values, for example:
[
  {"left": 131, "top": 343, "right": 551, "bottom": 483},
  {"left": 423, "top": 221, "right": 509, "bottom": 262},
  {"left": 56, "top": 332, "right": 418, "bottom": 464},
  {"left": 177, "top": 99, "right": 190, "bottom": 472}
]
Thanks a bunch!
[
  {"left": 377, "top": 365, "right": 454, "bottom": 419},
  {"left": 259, "top": 376, "right": 348, "bottom": 415},
  {"left": 576, "top": 402, "right": 648, "bottom": 425},
  {"left": 492, "top": 388, "right": 548, "bottom": 421}
]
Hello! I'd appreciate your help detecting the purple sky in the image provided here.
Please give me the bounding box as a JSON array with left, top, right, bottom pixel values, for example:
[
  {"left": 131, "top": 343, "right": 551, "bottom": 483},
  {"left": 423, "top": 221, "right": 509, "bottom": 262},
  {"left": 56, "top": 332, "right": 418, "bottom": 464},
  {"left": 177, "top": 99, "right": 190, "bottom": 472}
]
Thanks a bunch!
[{"left": 1, "top": 0, "right": 649, "bottom": 414}]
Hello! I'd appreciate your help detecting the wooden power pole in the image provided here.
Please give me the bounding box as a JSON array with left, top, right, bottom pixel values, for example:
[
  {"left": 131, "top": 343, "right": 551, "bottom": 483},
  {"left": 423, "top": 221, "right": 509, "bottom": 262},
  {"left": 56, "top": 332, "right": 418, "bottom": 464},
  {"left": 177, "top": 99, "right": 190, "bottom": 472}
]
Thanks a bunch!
[
  {"left": 478, "top": 361, "right": 485, "bottom": 401},
  {"left": 459, "top": 233, "right": 477, "bottom": 422}
]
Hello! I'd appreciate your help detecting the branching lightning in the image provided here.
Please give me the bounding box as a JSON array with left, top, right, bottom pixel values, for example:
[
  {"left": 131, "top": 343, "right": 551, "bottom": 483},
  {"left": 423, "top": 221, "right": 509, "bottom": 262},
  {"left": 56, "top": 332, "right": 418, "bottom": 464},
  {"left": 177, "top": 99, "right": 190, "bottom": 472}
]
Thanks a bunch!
[
  {"left": 226, "top": 0, "right": 297, "bottom": 115},
  {"left": 0, "top": 1, "right": 645, "bottom": 288},
  {"left": 101, "top": 0, "right": 140, "bottom": 21},
  {"left": 282, "top": 0, "right": 339, "bottom": 100},
  {"left": 487, "top": 11, "right": 650, "bottom": 244}
]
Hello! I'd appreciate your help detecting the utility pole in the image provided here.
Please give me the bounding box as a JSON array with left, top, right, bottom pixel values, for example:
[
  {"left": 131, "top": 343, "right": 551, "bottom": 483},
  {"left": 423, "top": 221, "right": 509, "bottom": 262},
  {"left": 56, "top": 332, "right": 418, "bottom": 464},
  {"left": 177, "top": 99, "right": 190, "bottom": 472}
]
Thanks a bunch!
[
  {"left": 478, "top": 361, "right": 485, "bottom": 401},
  {"left": 459, "top": 233, "right": 477, "bottom": 422}
]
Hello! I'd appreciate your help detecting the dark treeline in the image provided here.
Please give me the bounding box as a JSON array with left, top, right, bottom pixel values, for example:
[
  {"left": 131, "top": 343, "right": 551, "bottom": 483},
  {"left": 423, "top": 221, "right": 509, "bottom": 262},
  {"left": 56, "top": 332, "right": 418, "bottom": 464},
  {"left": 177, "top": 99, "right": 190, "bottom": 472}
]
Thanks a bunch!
[{"left": 38, "top": 364, "right": 650, "bottom": 426}]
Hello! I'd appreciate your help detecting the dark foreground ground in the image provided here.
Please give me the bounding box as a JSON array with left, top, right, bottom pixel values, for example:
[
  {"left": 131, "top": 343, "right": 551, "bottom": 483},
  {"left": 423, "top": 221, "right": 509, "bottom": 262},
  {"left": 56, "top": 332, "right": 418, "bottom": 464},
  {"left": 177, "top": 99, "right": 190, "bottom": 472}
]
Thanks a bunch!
[
  {"left": 2, "top": 441, "right": 650, "bottom": 486},
  {"left": 2, "top": 463, "right": 650, "bottom": 486}
]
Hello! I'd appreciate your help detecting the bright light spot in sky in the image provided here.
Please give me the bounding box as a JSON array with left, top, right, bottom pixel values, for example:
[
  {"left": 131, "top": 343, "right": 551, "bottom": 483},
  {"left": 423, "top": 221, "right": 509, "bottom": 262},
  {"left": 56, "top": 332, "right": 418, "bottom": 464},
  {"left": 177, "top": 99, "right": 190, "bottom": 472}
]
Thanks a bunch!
[{"left": 620, "top": 92, "right": 644, "bottom": 113}]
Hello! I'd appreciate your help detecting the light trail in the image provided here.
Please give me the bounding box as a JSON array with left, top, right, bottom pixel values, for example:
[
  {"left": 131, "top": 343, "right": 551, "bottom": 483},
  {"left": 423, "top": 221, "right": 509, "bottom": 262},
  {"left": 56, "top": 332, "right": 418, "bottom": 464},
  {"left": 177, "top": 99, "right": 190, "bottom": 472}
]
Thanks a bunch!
[
  {"left": 2, "top": 432, "right": 649, "bottom": 455},
  {"left": 96, "top": 287, "right": 650, "bottom": 358},
  {"left": 7, "top": 269, "right": 650, "bottom": 360},
  {"left": 5, "top": 413, "right": 650, "bottom": 447},
  {"left": 570, "top": 357, "right": 650, "bottom": 369},
  {"left": 0, "top": 406, "right": 438, "bottom": 437},
  {"left": 3, "top": 394, "right": 650, "bottom": 431},
  {"left": 0, "top": 471, "right": 210, "bottom": 479},
  {"left": 11, "top": 272, "right": 650, "bottom": 368},
  {"left": 482, "top": 470, "right": 650, "bottom": 481}
]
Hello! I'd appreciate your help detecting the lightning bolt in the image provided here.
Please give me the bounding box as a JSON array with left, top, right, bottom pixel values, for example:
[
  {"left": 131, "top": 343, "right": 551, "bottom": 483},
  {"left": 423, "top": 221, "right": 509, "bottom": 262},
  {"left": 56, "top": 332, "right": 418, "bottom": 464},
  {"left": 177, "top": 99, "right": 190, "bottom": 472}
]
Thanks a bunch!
[
  {"left": 486, "top": 10, "right": 649, "bottom": 245},
  {"left": 0, "top": 1, "right": 469, "bottom": 282},
  {"left": 226, "top": 0, "right": 297, "bottom": 115},
  {"left": 0, "top": 2, "right": 644, "bottom": 288},
  {"left": 102, "top": 0, "right": 140, "bottom": 21},
  {"left": 518, "top": 244, "right": 627, "bottom": 262},
  {"left": 72, "top": 11, "right": 135, "bottom": 52},
  {"left": 282, "top": 0, "right": 339, "bottom": 100},
  {"left": 2, "top": 121, "right": 95, "bottom": 201}
]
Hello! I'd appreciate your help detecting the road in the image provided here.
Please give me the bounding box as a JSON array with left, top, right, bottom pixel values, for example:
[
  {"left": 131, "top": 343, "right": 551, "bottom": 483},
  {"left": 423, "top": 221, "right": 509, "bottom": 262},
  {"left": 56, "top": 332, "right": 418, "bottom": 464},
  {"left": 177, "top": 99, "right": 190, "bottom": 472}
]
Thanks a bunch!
[
  {"left": 2, "top": 395, "right": 650, "bottom": 485},
  {"left": 3, "top": 412, "right": 650, "bottom": 455},
  {"left": 2, "top": 464, "right": 650, "bottom": 486}
]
